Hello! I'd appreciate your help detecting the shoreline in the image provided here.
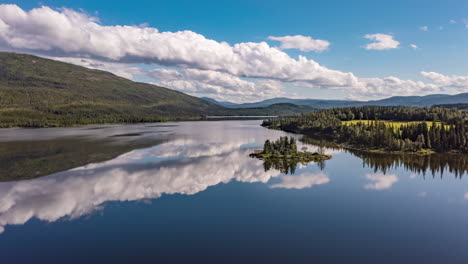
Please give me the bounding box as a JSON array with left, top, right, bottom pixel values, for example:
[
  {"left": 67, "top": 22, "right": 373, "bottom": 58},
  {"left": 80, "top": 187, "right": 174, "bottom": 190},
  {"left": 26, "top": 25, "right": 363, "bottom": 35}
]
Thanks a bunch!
[
  {"left": 0, "top": 116, "right": 274, "bottom": 129},
  {"left": 265, "top": 126, "right": 467, "bottom": 156}
]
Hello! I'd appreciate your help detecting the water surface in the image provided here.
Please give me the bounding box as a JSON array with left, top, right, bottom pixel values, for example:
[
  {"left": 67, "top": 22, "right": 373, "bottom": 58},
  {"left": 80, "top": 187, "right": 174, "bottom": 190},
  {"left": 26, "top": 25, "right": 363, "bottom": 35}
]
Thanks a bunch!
[{"left": 1, "top": 120, "right": 468, "bottom": 263}]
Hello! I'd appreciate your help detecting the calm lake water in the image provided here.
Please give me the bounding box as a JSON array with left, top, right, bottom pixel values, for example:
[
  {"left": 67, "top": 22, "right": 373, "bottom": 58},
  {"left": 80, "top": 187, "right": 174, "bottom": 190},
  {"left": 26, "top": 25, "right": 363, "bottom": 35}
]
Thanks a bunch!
[{"left": 1, "top": 120, "right": 468, "bottom": 263}]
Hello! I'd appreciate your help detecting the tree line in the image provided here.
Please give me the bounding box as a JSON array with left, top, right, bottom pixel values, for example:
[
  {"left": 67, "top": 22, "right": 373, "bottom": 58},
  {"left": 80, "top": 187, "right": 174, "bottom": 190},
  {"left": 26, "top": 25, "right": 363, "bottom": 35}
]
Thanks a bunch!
[
  {"left": 263, "top": 106, "right": 468, "bottom": 153},
  {"left": 263, "top": 136, "right": 298, "bottom": 156}
]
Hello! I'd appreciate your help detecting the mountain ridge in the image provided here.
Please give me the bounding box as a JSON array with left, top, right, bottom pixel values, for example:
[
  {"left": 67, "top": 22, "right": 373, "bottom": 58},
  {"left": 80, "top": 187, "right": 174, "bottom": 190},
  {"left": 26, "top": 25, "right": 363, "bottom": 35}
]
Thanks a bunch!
[{"left": 203, "top": 93, "right": 468, "bottom": 109}]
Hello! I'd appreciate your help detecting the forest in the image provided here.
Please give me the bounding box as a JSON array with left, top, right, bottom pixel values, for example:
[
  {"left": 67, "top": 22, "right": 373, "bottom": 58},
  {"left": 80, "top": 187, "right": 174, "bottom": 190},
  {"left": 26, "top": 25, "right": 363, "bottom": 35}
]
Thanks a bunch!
[{"left": 263, "top": 106, "right": 468, "bottom": 153}]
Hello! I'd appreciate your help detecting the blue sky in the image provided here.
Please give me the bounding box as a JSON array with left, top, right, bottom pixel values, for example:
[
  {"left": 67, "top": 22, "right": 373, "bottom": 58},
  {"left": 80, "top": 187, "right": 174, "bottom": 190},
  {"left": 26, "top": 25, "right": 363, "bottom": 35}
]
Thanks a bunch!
[{"left": 3, "top": 0, "right": 468, "bottom": 102}]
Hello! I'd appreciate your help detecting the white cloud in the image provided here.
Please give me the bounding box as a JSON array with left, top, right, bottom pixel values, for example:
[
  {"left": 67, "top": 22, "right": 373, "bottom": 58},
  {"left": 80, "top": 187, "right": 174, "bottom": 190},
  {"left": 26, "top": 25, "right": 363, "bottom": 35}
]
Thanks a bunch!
[
  {"left": 450, "top": 19, "right": 457, "bottom": 24},
  {"left": 0, "top": 4, "right": 466, "bottom": 101},
  {"left": 363, "top": 33, "right": 400, "bottom": 50},
  {"left": 270, "top": 172, "right": 330, "bottom": 189},
  {"left": 421, "top": 71, "right": 468, "bottom": 91},
  {"left": 356, "top": 76, "right": 439, "bottom": 97},
  {"left": 364, "top": 173, "right": 398, "bottom": 190},
  {"left": 410, "top": 44, "right": 418, "bottom": 49},
  {"left": 0, "top": 5, "right": 356, "bottom": 94},
  {"left": 51, "top": 56, "right": 142, "bottom": 79},
  {"left": 268, "top": 35, "right": 330, "bottom": 52},
  {"left": 420, "top": 26, "right": 429, "bottom": 31},
  {"left": 0, "top": 4, "right": 347, "bottom": 86},
  {"left": 147, "top": 68, "right": 284, "bottom": 102}
]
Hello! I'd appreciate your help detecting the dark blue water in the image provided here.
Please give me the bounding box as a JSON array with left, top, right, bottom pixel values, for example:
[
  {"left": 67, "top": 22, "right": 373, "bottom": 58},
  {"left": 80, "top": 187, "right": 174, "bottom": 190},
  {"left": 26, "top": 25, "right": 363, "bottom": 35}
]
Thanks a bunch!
[{"left": 1, "top": 120, "right": 468, "bottom": 263}]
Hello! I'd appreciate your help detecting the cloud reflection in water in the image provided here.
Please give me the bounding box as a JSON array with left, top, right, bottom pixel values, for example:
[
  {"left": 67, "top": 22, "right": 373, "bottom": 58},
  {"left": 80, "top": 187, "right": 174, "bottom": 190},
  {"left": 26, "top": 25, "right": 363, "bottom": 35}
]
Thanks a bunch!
[
  {"left": 0, "top": 139, "right": 328, "bottom": 233},
  {"left": 364, "top": 173, "right": 399, "bottom": 190}
]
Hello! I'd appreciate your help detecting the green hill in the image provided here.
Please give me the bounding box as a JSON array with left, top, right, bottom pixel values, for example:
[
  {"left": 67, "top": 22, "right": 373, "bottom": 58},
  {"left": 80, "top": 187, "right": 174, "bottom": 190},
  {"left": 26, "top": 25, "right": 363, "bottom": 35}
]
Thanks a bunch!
[{"left": 0, "top": 52, "right": 225, "bottom": 127}]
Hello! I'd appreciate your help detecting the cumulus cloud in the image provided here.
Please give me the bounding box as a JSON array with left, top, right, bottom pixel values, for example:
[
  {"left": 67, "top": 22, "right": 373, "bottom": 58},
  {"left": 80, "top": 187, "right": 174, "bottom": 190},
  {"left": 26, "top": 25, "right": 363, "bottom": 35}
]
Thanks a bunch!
[
  {"left": 450, "top": 19, "right": 457, "bottom": 24},
  {"left": 0, "top": 5, "right": 358, "bottom": 96},
  {"left": 363, "top": 33, "right": 400, "bottom": 50},
  {"left": 268, "top": 35, "right": 330, "bottom": 52},
  {"left": 410, "top": 44, "right": 418, "bottom": 49},
  {"left": 0, "top": 4, "right": 347, "bottom": 85},
  {"left": 270, "top": 172, "right": 330, "bottom": 189},
  {"left": 147, "top": 68, "right": 284, "bottom": 102},
  {"left": 420, "top": 26, "right": 429, "bottom": 31},
  {"left": 0, "top": 4, "right": 466, "bottom": 100},
  {"left": 355, "top": 76, "right": 438, "bottom": 97},
  {"left": 421, "top": 72, "right": 468, "bottom": 91},
  {"left": 364, "top": 173, "right": 398, "bottom": 190},
  {"left": 51, "top": 56, "right": 142, "bottom": 79}
]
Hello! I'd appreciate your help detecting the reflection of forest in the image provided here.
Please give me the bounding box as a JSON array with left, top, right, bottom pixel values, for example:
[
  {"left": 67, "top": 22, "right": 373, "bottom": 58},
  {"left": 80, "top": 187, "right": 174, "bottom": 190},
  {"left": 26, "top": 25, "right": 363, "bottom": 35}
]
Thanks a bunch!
[
  {"left": 348, "top": 149, "right": 468, "bottom": 178},
  {"left": 262, "top": 158, "right": 326, "bottom": 174},
  {"left": 0, "top": 137, "right": 170, "bottom": 181},
  {"left": 302, "top": 136, "right": 468, "bottom": 178}
]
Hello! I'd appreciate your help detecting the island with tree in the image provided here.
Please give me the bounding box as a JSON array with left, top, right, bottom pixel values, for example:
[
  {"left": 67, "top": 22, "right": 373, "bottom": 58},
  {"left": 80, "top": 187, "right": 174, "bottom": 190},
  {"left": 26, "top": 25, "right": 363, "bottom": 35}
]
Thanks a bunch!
[
  {"left": 249, "top": 136, "right": 332, "bottom": 162},
  {"left": 262, "top": 106, "right": 468, "bottom": 154}
]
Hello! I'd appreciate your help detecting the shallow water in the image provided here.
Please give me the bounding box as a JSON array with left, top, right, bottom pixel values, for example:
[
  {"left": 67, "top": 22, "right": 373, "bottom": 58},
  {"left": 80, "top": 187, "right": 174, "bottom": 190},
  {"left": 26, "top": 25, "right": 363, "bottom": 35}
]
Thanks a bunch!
[{"left": 1, "top": 120, "right": 468, "bottom": 263}]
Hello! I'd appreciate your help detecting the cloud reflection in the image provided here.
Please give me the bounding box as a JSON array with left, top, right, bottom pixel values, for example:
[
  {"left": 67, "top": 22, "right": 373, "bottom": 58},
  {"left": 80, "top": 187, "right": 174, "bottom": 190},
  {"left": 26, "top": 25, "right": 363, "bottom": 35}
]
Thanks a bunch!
[
  {"left": 270, "top": 172, "right": 330, "bottom": 189},
  {"left": 364, "top": 173, "right": 399, "bottom": 190},
  {"left": 0, "top": 140, "right": 291, "bottom": 233}
]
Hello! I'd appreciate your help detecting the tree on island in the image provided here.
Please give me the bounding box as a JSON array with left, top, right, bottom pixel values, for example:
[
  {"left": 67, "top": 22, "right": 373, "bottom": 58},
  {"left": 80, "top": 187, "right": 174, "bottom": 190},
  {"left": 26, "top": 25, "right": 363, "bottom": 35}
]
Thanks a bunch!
[
  {"left": 250, "top": 136, "right": 332, "bottom": 162},
  {"left": 263, "top": 140, "right": 273, "bottom": 154},
  {"left": 267, "top": 136, "right": 298, "bottom": 156}
]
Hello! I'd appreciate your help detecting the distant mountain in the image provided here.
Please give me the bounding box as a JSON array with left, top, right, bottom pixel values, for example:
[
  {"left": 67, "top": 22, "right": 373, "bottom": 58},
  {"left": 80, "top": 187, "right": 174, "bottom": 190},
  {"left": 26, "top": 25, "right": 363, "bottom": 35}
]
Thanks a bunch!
[
  {"left": 366, "top": 94, "right": 468, "bottom": 107},
  {"left": 201, "top": 97, "right": 238, "bottom": 107},
  {"left": 203, "top": 93, "right": 468, "bottom": 109},
  {"left": 202, "top": 97, "right": 358, "bottom": 109},
  {"left": 229, "top": 103, "right": 317, "bottom": 116}
]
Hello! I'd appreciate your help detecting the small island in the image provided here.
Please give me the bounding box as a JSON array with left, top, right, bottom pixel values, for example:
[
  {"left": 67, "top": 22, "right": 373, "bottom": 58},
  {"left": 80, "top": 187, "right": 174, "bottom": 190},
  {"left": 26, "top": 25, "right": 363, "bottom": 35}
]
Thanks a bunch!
[{"left": 249, "top": 136, "right": 332, "bottom": 162}]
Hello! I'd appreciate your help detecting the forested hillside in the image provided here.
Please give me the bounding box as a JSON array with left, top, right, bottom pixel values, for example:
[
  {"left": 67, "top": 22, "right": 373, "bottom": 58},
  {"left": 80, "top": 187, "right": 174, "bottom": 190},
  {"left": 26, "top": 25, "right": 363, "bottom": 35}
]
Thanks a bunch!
[
  {"left": 0, "top": 52, "right": 226, "bottom": 127},
  {"left": 263, "top": 106, "right": 468, "bottom": 153}
]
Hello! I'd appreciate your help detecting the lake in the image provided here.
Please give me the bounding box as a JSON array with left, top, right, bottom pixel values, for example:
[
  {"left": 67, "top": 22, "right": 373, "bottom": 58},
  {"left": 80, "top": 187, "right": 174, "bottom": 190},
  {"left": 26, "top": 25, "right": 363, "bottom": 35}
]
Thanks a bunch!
[{"left": 1, "top": 120, "right": 468, "bottom": 263}]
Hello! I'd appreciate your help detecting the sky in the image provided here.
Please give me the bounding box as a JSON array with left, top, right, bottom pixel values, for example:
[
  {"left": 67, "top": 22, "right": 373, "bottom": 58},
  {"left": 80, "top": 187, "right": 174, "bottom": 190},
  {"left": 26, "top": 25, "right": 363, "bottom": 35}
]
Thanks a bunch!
[{"left": 1, "top": 0, "right": 468, "bottom": 102}]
